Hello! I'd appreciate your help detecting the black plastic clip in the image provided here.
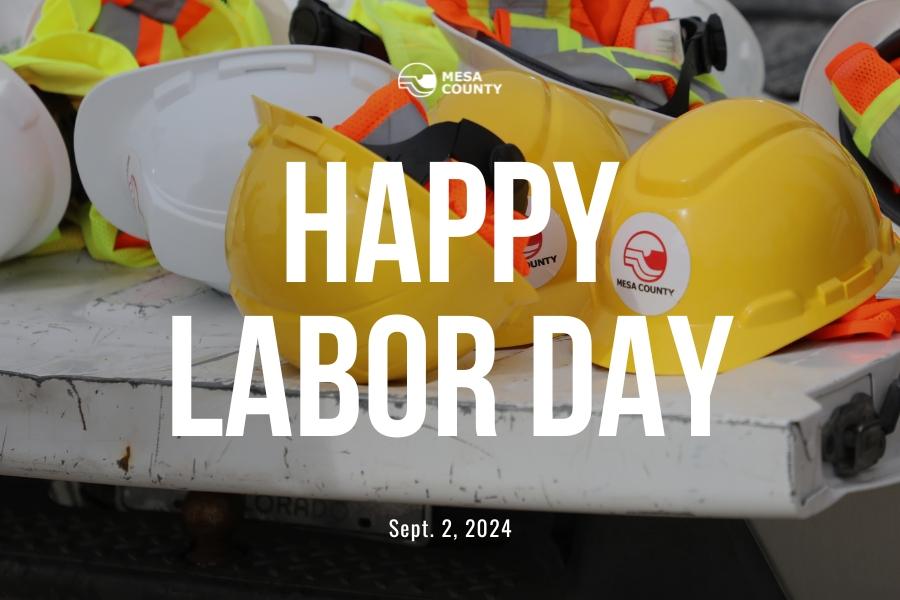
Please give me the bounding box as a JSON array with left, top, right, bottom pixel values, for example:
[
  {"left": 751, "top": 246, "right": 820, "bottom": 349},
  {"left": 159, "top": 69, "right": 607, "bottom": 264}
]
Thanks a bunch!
[{"left": 822, "top": 380, "right": 900, "bottom": 477}]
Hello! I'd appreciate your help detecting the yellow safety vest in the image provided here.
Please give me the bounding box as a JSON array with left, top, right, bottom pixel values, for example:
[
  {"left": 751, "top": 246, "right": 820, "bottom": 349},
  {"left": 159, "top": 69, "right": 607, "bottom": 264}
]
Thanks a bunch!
[{"left": 1, "top": 0, "right": 270, "bottom": 267}]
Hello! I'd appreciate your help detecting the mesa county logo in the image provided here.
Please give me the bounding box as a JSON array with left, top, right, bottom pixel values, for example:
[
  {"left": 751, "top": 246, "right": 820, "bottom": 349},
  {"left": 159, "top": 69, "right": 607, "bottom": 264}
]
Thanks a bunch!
[
  {"left": 397, "top": 63, "right": 502, "bottom": 98},
  {"left": 609, "top": 212, "right": 691, "bottom": 316},
  {"left": 617, "top": 229, "right": 675, "bottom": 296},
  {"left": 623, "top": 230, "right": 667, "bottom": 283},
  {"left": 397, "top": 63, "right": 438, "bottom": 98}
]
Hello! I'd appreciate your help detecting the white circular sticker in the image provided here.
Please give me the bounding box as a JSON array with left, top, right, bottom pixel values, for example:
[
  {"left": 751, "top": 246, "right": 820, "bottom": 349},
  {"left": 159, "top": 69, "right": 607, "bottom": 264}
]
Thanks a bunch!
[
  {"left": 524, "top": 208, "right": 567, "bottom": 288},
  {"left": 609, "top": 212, "right": 690, "bottom": 315}
]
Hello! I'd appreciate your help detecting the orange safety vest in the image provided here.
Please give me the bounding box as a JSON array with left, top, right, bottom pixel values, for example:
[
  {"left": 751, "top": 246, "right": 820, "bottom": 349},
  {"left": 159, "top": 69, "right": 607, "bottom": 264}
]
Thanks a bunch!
[
  {"left": 428, "top": 0, "right": 600, "bottom": 42},
  {"left": 430, "top": 0, "right": 670, "bottom": 48},
  {"left": 583, "top": 0, "right": 670, "bottom": 47},
  {"left": 828, "top": 41, "right": 900, "bottom": 196},
  {"left": 429, "top": 0, "right": 726, "bottom": 114}
]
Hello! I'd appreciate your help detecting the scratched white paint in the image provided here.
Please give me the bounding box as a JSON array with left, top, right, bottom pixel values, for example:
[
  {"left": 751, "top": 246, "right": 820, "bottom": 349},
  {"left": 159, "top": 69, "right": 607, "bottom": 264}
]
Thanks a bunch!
[{"left": 2, "top": 252, "right": 900, "bottom": 518}]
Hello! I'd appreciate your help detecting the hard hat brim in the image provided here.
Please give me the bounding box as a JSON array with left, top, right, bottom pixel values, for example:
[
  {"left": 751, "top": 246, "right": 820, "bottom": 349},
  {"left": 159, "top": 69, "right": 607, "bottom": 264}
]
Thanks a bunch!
[
  {"left": 432, "top": 14, "right": 673, "bottom": 153},
  {"left": 799, "top": 0, "right": 900, "bottom": 140},
  {"left": 656, "top": 0, "right": 765, "bottom": 98},
  {"left": 74, "top": 46, "right": 398, "bottom": 292},
  {"left": 75, "top": 58, "right": 180, "bottom": 241},
  {"left": 591, "top": 235, "right": 900, "bottom": 375}
]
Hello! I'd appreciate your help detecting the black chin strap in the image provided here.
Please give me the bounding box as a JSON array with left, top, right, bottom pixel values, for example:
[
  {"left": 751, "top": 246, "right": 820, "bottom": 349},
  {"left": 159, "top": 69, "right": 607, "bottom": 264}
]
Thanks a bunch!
[
  {"left": 657, "top": 14, "right": 727, "bottom": 117},
  {"left": 364, "top": 119, "right": 530, "bottom": 214}
]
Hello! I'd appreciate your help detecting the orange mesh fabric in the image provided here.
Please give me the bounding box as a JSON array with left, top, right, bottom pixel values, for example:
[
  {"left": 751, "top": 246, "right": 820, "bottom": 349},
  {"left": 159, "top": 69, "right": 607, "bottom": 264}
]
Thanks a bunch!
[
  {"left": 807, "top": 297, "right": 900, "bottom": 341},
  {"left": 826, "top": 42, "right": 899, "bottom": 115},
  {"left": 566, "top": 0, "right": 600, "bottom": 42},
  {"left": 616, "top": 0, "right": 668, "bottom": 48},
  {"left": 446, "top": 179, "right": 530, "bottom": 276},
  {"left": 582, "top": 0, "right": 669, "bottom": 47},
  {"left": 334, "top": 82, "right": 427, "bottom": 143}
]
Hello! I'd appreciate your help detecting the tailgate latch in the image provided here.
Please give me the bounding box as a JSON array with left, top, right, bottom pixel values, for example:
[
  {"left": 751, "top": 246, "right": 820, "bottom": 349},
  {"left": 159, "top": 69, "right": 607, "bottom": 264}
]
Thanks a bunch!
[{"left": 822, "top": 379, "right": 900, "bottom": 477}]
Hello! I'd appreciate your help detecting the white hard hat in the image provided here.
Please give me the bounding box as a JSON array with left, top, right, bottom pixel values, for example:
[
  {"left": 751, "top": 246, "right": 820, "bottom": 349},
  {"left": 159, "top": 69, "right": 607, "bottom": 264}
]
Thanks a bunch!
[
  {"left": 74, "top": 46, "right": 398, "bottom": 292},
  {"left": 0, "top": 62, "right": 70, "bottom": 262},
  {"left": 433, "top": 15, "right": 673, "bottom": 153},
  {"left": 256, "top": 0, "right": 293, "bottom": 44},
  {"left": 799, "top": 0, "right": 900, "bottom": 140},
  {"left": 0, "top": 0, "right": 42, "bottom": 53},
  {"left": 656, "top": 0, "right": 765, "bottom": 98}
]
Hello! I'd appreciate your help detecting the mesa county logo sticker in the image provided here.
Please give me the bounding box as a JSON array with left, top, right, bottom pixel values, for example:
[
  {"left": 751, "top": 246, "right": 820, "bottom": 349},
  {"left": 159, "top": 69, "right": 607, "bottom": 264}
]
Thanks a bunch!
[
  {"left": 398, "top": 63, "right": 438, "bottom": 98},
  {"left": 522, "top": 201, "right": 566, "bottom": 289},
  {"left": 610, "top": 212, "right": 690, "bottom": 315}
]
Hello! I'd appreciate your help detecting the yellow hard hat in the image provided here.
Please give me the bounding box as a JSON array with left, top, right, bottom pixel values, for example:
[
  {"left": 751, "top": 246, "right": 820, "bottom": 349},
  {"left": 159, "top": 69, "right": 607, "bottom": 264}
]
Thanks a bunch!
[
  {"left": 591, "top": 98, "right": 900, "bottom": 374},
  {"left": 429, "top": 70, "right": 631, "bottom": 348},
  {"left": 225, "top": 94, "right": 538, "bottom": 382}
]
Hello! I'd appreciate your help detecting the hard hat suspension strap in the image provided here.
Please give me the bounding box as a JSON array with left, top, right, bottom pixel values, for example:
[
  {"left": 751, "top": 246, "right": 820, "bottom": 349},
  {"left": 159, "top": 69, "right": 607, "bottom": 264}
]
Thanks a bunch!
[{"left": 364, "top": 119, "right": 530, "bottom": 213}]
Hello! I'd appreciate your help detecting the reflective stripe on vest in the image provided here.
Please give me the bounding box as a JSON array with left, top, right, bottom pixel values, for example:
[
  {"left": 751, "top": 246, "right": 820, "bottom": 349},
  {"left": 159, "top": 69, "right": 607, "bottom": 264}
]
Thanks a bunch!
[
  {"left": 334, "top": 83, "right": 429, "bottom": 145},
  {"left": 430, "top": 0, "right": 598, "bottom": 42},
  {"left": 93, "top": 3, "right": 167, "bottom": 65},
  {"left": 828, "top": 42, "right": 900, "bottom": 187},
  {"left": 106, "top": 0, "right": 187, "bottom": 23},
  {"left": 335, "top": 82, "right": 531, "bottom": 276},
  {"left": 691, "top": 73, "right": 727, "bottom": 105},
  {"left": 93, "top": 0, "right": 212, "bottom": 65},
  {"left": 102, "top": 0, "right": 211, "bottom": 31}
]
